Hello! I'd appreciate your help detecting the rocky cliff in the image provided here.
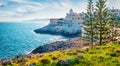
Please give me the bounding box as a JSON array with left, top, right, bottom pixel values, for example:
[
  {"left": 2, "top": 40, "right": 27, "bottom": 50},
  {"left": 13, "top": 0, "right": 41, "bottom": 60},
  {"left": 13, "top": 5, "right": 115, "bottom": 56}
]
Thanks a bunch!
[{"left": 34, "top": 23, "right": 81, "bottom": 37}]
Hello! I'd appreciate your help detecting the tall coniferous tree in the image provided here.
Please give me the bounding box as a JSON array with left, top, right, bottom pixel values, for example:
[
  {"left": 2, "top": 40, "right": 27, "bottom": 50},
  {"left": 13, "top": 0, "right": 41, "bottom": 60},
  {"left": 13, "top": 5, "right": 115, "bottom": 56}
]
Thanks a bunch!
[
  {"left": 82, "top": 0, "right": 94, "bottom": 45},
  {"left": 110, "top": 7, "right": 116, "bottom": 42},
  {"left": 95, "top": 0, "right": 110, "bottom": 45},
  {"left": 110, "top": 7, "right": 120, "bottom": 42}
]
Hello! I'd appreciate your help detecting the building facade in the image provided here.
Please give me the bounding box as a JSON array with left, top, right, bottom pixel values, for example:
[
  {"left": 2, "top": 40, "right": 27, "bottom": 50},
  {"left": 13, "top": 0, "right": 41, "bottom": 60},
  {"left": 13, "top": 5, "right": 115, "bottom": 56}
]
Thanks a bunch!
[
  {"left": 49, "top": 9, "right": 84, "bottom": 35},
  {"left": 62, "top": 9, "right": 83, "bottom": 34}
]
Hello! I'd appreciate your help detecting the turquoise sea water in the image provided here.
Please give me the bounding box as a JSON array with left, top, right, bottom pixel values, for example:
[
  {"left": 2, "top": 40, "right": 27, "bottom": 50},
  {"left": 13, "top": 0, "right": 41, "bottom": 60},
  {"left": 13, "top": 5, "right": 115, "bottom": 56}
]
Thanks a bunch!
[{"left": 0, "top": 20, "right": 67, "bottom": 59}]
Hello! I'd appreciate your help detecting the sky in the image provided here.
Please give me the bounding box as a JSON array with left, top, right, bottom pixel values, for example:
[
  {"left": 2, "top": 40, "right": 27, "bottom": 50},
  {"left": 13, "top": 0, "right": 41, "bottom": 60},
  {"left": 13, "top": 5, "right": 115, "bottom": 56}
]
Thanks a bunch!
[{"left": 0, "top": 0, "right": 119, "bottom": 22}]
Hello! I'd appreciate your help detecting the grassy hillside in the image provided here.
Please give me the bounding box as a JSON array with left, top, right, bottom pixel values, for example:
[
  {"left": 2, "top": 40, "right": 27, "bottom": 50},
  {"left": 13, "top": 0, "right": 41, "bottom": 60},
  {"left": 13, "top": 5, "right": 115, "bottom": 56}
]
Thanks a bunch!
[{"left": 1, "top": 43, "right": 120, "bottom": 66}]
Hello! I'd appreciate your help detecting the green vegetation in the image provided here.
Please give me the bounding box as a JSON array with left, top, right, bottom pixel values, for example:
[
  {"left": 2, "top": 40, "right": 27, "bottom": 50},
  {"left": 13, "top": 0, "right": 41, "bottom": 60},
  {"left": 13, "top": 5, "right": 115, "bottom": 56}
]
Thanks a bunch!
[
  {"left": 1, "top": 43, "right": 120, "bottom": 66},
  {"left": 1, "top": 0, "right": 120, "bottom": 66},
  {"left": 114, "top": 22, "right": 120, "bottom": 27},
  {"left": 82, "top": 0, "right": 94, "bottom": 45},
  {"left": 82, "top": 0, "right": 120, "bottom": 45},
  {"left": 95, "top": 0, "right": 111, "bottom": 45}
]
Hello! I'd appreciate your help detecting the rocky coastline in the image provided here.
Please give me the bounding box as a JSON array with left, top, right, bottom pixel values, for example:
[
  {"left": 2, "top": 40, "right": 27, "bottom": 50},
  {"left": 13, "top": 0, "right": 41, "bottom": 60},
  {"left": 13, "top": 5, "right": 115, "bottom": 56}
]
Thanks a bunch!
[
  {"left": 33, "top": 23, "right": 85, "bottom": 54},
  {"left": 0, "top": 37, "right": 89, "bottom": 66},
  {"left": 31, "top": 37, "right": 89, "bottom": 54}
]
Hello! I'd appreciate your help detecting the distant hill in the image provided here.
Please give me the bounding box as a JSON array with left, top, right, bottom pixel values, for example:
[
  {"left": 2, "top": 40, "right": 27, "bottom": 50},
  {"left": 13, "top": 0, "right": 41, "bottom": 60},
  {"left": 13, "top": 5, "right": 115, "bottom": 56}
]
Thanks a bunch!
[{"left": 24, "top": 18, "right": 50, "bottom": 22}]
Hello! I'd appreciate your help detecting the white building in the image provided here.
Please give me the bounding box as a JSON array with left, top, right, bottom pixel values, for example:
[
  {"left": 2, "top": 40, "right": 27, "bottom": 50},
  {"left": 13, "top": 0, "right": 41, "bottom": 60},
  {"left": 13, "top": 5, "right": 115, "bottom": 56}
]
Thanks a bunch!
[
  {"left": 62, "top": 9, "right": 83, "bottom": 34},
  {"left": 65, "top": 9, "right": 80, "bottom": 20},
  {"left": 108, "top": 9, "right": 120, "bottom": 17},
  {"left": 48, "top": 9, "right": 84, "bottom": 35}
]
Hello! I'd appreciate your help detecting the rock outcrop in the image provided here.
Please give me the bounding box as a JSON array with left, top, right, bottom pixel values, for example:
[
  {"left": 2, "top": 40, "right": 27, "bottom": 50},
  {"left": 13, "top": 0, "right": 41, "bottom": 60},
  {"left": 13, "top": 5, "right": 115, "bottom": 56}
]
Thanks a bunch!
[
  {"left": 34, "top": 23, "right": 81, "bottom": 37},
  {"left": 31, "top": 37, "right": 89, "bottom": 54}
]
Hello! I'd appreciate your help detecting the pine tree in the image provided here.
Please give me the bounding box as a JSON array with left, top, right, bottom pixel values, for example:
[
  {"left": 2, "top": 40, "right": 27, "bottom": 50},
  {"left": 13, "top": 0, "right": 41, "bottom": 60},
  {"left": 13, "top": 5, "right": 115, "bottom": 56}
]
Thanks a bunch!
[
  {"left": 110, "top": 8, "right": 120, "bottom": 42},
  {"left": 95, "top": 0, "right": 110, "bottom": 45},
  {"left": 110, "top": 8, "right": 116, "bottom": 42},
  {"left": 82, "top": 0, "right": 94, "bottom": 45}
]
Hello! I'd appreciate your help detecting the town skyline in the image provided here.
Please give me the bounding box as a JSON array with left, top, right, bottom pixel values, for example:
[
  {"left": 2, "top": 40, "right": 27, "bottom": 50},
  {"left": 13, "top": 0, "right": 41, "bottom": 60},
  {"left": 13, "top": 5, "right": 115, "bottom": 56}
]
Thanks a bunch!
[{"left": 0, "top": 0, "right": 118, "bottom": 22}]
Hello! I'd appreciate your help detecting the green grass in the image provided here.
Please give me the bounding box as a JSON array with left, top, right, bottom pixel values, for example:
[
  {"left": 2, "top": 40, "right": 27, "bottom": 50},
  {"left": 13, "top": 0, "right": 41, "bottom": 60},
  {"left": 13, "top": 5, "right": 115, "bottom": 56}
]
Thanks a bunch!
[{"left": 2, "top": 44, "right": 120, "bottom": 66}]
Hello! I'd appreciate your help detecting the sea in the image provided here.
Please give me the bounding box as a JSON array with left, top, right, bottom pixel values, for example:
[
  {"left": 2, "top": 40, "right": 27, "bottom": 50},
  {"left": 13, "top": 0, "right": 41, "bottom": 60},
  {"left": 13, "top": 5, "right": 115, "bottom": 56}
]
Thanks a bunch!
[{"left": 0, "top": 19, "right": 68, "bottom": 59}]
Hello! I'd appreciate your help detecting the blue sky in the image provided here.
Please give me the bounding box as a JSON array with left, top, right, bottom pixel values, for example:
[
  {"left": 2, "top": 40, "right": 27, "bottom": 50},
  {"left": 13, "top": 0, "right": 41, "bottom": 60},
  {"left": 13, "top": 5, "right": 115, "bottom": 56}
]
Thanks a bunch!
[{"left": 0, "top": 0, "right": 118, "bottom": 22}]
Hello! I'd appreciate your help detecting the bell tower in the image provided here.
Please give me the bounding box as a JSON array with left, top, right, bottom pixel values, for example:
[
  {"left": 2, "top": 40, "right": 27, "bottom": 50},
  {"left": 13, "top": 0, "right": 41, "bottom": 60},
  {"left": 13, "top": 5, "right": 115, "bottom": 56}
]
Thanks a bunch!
[{"left": 70, "top": 9, "right": 73, "bottom": 13}]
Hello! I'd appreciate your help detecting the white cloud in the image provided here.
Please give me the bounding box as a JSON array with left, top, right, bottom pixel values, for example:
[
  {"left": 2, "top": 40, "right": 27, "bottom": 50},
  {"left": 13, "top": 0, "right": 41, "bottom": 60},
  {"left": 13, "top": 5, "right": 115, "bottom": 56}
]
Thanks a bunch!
[{"left": 1, "top": 0, "right": 119, "bottom": 22}]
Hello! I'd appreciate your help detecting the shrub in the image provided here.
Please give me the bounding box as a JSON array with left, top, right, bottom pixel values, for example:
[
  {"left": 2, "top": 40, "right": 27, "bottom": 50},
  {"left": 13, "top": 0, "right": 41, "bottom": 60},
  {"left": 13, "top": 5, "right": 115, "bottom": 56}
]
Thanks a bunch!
[
  {"left": 77, "top": 55, "right": 84, "bottom": 59},
  {"left": 97, "top": 56, "right": 104, "bottom": 63},
  {"left": 56, "top": 60, "right": 65, "bottom": 66},
  {"left": 56, "top": 59, "right": 71, "bottom": 66},
  {"left": 40, "top": 59, "right": 51, "bottom": 65},
  {"left": 116, "top": 63, "right": 120, "bottom": 66},
  {"left": 116, "top": 50, "right": 120, "bottom": 54},
  {"left": 67, "top": 51, "right": 77, "bottom": 55},
  {"left": 72, "top": 58, "right": 80, "bottom": 64},
  {"left": 95, "top": 47, "right": 101, "bottom": 50},
  {"left": 89, "top": 51, "right": 96, "bottom": 54},
  {"left": 35, "top": 63, "right": 43, "bottom": 66},
  {"left": 52, "top": 57, "right": 58, "bottom": 60},
  {"left": 112, "top": 60, "right": 119, "bottom": 63},
  {"left": 51, "top": 62, "right": 56, "bottom": 66},
  {"left": 65, "top": 59, "right": 71, "bottom": 66},
  {"left": 110, "top": 53, "right": 118, "bottom": 57}
]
